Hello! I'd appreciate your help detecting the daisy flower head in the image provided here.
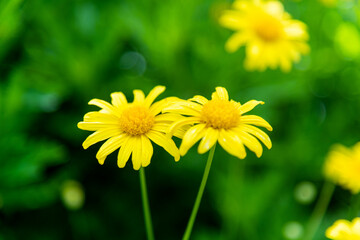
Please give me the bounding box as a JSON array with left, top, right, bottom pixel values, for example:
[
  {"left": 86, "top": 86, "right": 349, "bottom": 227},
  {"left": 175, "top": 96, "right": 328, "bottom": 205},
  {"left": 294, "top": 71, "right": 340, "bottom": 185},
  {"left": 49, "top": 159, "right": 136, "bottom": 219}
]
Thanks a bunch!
[
  {"left": 219, "top": 0, "right": 310, "bottom": 72},
  {"left": 77, "top": 86, "right": 184, "bottom": 170},
  {"left": 326, "top": 218, "right": 360, "bottom": 240},
  {"left": 324, "top": 142, "right": 360, "bottom": 194},
  {"left": 165, "top": 87, "right": 272, "bottom": 159}
]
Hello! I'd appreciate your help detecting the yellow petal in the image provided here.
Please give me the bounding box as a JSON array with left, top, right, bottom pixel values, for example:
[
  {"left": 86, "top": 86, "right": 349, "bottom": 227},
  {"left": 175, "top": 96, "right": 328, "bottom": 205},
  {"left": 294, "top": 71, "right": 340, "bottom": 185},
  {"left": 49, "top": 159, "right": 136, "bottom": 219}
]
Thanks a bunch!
[
  {"left": 239, "top": 100, "right": 264, "bottom": 114},
  {"left": 146, "top": 130, "right": 180, "bottom": 161},
  {"left": 189, "top": 95, "right": 208, "bottom": 105},
  {"left": 219, "top": 10, "right": 246, "bottom": 31},
  {"left": 181, "top": 101, "right": 203, "bottom": 112},
  {"left": 168, "top": 117, "right": 200, "bottom": 137},
  {"left": 98, "top": 157, "right": 106, "bottom": 165},
  {"left": 133, "top": 90, "right": 145, "bottom": 103},
  {"left": 117, "top": 136, "right": 133, "bottom": 168},
  {"left": 151, "top": 123, "right": 170, "bottom": 133},
  {"left": 264, "top": 1, "right": 284, "bottom": 16},
  {"left": 149, "top": 98, "right": 174, "bottom": 115},
  {"left": 164, "top": 102, "right": 201, "bottom": 117},
  {"left": 179, "top": 124, "right": 206, "bottom": 156},
  {"left": 218, "top": 129, "right": 246, "bottom": 159},
  {"left": 88, "top": 99, "right": 120, "bottom": 117},
  {"left": 198, "top": 128, "right": 219, "bottom": 154},
  {"left": 237, "top": 131, "right": 263, "bottom": 157},
  {"left": 279, "top": 54, "right": 292, "bottom": 72},
  {"left": 83, "top": 112, "right": 119, "bottom": 123},
  {"left": 225, "top": 32, "right": 249, "bottom": 53},
  {"left": 154, "top": 113, "right": 185, "bottom": 123},
  {"left": 240, "top": 124, "right": 272, "bottom": 149},
  {"left": 96, "top": 134, "right": 126, "bottom": 164},
  {"left": 173, "top": 125, "right": 191, "bottom": 139},
  {"left": 144, "top": 86, "right": 165, "bottom": 107},
  {"left": 325, "top": 220, "right": 352, "bottom": 238},
  {"left": 284, "top": 22, "right": 308, "bottom": 40},
  {"left": 111, "top": 92, "right": 127, "bottom": 108},
  {"left": 77, "top": 122, "right": 119, "bottom": 131},
  {"left": 211, "top": 92, "right": 219, "bottom": 100},
  {"left": 82, "top": 128, "right": 122, "bottom": 149},
  {"left": 132, "top": 137, "right": 142, "bottom": 170},
  {"left": 215, "top": 87, "right": 229, "bottom": 101},
  {"left": 240, "top": 115, "right": 273, "bottom": 131},
  {"left": 141, "top": 135, "right": 153, "bottom": 167}
]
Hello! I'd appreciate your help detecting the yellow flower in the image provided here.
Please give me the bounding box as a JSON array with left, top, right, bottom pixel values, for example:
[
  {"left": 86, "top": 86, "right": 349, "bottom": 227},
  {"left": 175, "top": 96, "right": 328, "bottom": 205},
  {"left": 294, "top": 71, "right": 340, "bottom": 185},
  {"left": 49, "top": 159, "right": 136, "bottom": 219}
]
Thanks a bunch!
[
  {"left": 219, "top": 0, "right": 310, "bottom": 72},
  {"left": 165, "top": 87, "right": 272, "bottom": 158},
  {"left": 324, "top": 142, "right": 360, "bottom": 194},
  {"left": 77, "top": 86, "right": 184, "bottom": 170},
  {"left": 326, "top": 218, "right": 360, "bottom": 240}
]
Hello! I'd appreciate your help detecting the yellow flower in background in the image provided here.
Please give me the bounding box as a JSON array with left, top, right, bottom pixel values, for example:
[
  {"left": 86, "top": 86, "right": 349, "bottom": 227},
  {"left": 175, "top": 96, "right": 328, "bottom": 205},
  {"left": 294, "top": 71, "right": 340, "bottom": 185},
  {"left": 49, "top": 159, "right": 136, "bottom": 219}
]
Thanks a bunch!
[
  {"left": 78, "top": 86, "right": 184, "bottom": 170},
  {"left": 219, "top": 0, "right": 309, "bottom": 72},
  {"left": 165, "top": 87, "right": 272, "bottom": 158},
  {"left": 324, "top": 142, "right": 360, "bottom": 194},
  {"left": 326, "top": 218, "right": 360, "bottom": 239}
]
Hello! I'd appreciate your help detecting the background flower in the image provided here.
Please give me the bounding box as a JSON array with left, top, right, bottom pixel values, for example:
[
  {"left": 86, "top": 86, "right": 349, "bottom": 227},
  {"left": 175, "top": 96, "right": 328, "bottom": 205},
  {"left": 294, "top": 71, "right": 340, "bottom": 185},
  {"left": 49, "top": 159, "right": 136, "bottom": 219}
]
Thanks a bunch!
[
  {"left": 220, "top": 0, "right": 309, "bottom": 72},
  {"left": 326, "top": 218, "right": 360, "bottom": 239},
  {"left": 324, "top": 142, "right": 360, "bottom": 194}
]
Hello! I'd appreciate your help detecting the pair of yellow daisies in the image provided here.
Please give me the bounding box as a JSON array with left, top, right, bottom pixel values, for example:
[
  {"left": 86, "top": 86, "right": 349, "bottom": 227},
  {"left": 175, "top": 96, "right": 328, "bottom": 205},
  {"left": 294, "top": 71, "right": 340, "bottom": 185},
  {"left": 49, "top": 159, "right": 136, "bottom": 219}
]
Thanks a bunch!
[{"left": 78, "top": 86, "right": 272, "bottom": 170}]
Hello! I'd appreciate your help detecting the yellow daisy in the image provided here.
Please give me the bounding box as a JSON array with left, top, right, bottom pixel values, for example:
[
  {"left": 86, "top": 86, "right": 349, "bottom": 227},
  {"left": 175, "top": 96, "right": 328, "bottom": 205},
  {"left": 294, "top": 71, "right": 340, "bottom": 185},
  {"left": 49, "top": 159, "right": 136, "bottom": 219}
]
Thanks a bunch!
[
  {"left": 219, "top": 0, "right": 310, "bottom": 72},
  {"left": 77, "top": 86, "right": 184, "bottom": 170},
  {"left": 324, "top": 142, "right": 360, "bottom": 194},
  {"left": 165, "top": 87, "right": 272, "bottom": 158},
  {"left": 326, "top": 218, "right": 360, "bottom": 240}
]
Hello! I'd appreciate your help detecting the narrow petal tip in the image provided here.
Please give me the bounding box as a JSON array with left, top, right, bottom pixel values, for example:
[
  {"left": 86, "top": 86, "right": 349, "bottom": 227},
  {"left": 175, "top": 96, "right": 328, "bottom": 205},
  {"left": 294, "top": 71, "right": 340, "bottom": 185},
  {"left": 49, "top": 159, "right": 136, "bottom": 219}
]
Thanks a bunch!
[
  {"left": 97, "top": 157, "right": 105, "bottom": 165},
  {"left": 133, "top": 165, "right": 141, "bottom": 171},
  {"left": 82, "top": 142, "right": 89, "bottom": 150}
]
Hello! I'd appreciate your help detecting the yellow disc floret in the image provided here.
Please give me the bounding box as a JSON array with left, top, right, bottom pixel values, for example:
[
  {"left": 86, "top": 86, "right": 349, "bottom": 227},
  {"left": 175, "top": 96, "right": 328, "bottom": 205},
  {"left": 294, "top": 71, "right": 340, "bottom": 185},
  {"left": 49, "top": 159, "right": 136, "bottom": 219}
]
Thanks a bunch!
[
  {"left": 254, "top": 15, "right": 283, "bottom": 42},
  {"left": 119, "top": 105, "right": 154, "bottom": 135},
  {"left": 200, "top": 99, "right": 240, "bottom": 129}
]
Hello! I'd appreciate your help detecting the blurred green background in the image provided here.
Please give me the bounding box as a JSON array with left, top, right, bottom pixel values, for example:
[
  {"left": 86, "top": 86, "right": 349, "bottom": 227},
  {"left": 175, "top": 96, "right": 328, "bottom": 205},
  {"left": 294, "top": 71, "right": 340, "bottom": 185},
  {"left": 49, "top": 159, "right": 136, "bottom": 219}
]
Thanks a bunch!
[{"left": 1, "top": 0, "right": 360, "bottom": 239}]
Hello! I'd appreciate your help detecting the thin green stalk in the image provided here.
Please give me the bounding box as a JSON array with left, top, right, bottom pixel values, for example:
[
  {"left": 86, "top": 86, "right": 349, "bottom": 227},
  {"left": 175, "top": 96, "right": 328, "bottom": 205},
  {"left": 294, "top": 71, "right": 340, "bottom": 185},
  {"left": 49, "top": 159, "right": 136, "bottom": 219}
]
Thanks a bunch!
[
  {"left": 182, "top": 145, "right": 216, "bottom": 240},
  {"left": 302, "top": 181, "right": 335, "bottom": 240},
  {"left": 139, "top": 167, "right": 155, "bottom": 240},
  {"left": 349, "top": 193, "right": 360, "bottom": 219}
]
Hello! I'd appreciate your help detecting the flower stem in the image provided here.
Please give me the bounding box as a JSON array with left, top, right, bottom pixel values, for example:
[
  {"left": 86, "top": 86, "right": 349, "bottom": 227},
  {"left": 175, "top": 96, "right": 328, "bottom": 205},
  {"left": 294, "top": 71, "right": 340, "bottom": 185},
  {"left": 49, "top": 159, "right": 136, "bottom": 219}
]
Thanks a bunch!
[
  {"left": 302, "top": 181, "right": 335, "bottom": 240},
  {"left": 182, "top": 145, "right": 216, "bottom": 240},
  {"left": 139, "top": 167, "right": 155, "bottom": 240},
  {"left": 349, "top": 193, "right": 360, "bottom": 219}
]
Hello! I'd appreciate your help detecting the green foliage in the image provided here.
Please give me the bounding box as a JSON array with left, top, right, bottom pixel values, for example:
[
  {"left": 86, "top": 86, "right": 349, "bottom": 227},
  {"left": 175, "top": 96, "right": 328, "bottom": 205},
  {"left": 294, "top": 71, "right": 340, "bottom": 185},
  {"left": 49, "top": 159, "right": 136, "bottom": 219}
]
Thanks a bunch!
[{"left": 1, "top": 0, "right": 360, "bottom": 239}]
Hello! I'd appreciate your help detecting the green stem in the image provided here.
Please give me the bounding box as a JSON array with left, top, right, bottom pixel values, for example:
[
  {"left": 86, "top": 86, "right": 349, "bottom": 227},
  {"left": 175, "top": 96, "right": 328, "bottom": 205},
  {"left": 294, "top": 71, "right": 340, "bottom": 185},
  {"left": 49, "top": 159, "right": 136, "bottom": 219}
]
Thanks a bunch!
[
  {"left": 302, "top": 181, "right": 335, "bottom": 240},
  {"left": 139, "top": 168, "right": 155, "bottom": 240},
  {"left": 349, "top": 193, "right": 360, "bottom": 219},
  {"left": 182, "top": 145, "right": 216, "bottom": 240}
]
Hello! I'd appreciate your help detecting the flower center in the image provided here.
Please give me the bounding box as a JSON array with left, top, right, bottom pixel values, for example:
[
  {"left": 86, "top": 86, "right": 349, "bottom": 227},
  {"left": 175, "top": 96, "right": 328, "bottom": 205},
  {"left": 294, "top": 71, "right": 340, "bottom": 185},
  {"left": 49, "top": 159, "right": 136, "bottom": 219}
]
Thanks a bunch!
[
  {"left": 119, "top": 106, "right": 154, "bottom": 135},
  {"left": 200, "top": 100, "right": 240, "bottom": 129},
  {"left": 254, "top": 15, "right": 283, "bottom": 42}
]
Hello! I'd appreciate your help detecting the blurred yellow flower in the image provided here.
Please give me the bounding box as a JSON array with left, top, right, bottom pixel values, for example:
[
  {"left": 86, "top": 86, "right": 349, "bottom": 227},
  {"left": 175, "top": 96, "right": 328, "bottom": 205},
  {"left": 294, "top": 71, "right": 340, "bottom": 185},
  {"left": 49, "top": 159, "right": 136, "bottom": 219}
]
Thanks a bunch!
[
  {"left": 326, "top": 218, "right": 360, "bottom": 239},
  {"left": 324, "top": 142, "right": 360, "bottom": 194},
  {"left": 219, "top": 0, "right": 309, "bottom": 72},
  {"left": 78, "top": 86, "right": 183, "bottom": 170},
  {"left": 165, "top": 87, "right": 272, "bottom": 158}
]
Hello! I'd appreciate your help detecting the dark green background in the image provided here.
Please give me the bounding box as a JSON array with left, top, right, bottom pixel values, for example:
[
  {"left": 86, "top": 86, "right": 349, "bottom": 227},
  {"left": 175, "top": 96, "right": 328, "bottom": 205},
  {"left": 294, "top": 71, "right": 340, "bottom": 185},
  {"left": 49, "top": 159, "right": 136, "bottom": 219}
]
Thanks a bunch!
[{"left": 1, "top": 0, "right": 360, "bottom": 239}]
